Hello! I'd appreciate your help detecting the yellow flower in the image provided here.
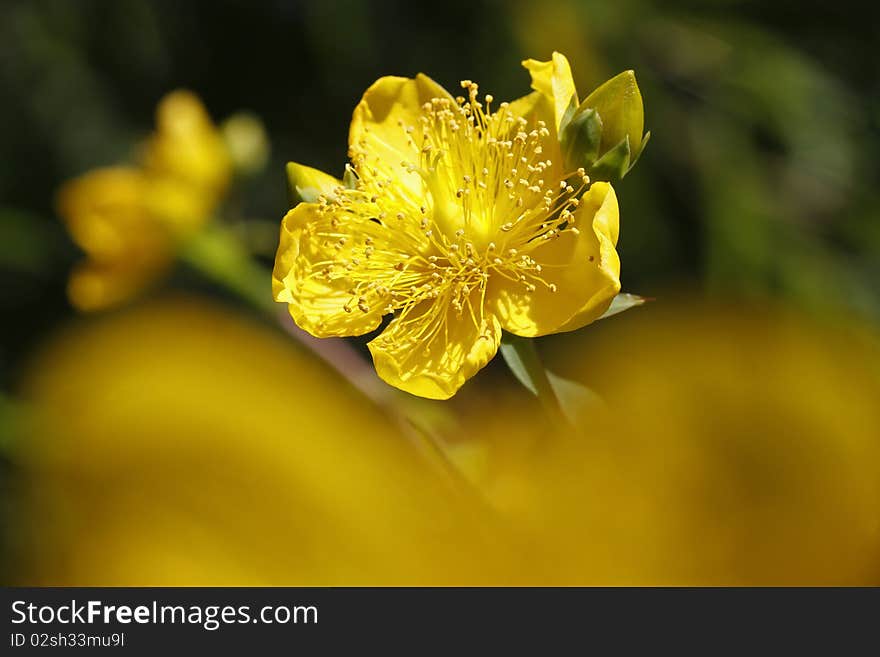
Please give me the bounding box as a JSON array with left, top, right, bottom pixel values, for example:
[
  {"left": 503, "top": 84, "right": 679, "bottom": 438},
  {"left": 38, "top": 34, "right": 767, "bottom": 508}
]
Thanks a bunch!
[
  {"left": 274, "top": 54, "right": 622, "bottom": 399},
  {"left": 14, "top": 298, "right": 511, "bottom": 585},
  {"left": 142, "top": 90, "right": 232, "bottom": 213},
  {"left": 57, "top": 91, "right": 231, "bottom": 311}
]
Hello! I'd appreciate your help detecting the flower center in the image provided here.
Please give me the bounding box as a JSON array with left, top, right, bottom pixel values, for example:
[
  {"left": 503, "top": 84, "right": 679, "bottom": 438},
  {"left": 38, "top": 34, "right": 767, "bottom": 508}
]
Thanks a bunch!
[{"left": 313, "top": 79, "right": 591, "bottom": 332}]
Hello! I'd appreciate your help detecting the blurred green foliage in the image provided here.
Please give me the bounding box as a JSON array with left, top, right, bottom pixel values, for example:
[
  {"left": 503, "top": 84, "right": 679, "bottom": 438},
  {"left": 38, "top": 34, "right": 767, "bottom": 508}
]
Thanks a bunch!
[{"left": 1, "top": 0, "right": 878, "bottom": 391}]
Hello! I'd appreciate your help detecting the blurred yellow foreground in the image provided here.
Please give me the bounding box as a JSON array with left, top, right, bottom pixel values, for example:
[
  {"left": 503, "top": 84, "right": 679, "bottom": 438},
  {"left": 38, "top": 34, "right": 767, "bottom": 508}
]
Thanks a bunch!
[{"left": 10, "top": 297, "right": 880, "bottom": 585}]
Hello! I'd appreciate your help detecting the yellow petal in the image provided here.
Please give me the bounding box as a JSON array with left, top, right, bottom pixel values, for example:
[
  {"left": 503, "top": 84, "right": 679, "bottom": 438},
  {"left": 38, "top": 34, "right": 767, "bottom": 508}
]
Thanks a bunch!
[
  {"left": 67, "top": 258, "right": 168, "bottom": 312},
  {"left": 144, "top": 175, "right": 216, "bottom": 236},
  {"left": 491, "top": 182, "right": 620, "bottom": 337},
  {"left": 56, "top": 167, "right": 153, "bottom": 262},
  {"left": 368, "top": 293, "right": 502, "bottom": 400},
  {"left": 57, "top": 167, "right": 174, "bottom": 311},
  {"left": 143, "top": 90, "right": 232, "bottom": 202},
  {"left": 506, "top": 90, "right": 545, "bottom": 123},
  {"left": 521, "top": 51, "right": 578, "bottom": 132},
  {"left": 349, "top": 74, "right": 452, "bottom": 195},
  {"left": 285, "top": 161, "right": 343, "bottom": 204},
  {"left": 273, "top": 203, "right": 389, "bottom": 337}
]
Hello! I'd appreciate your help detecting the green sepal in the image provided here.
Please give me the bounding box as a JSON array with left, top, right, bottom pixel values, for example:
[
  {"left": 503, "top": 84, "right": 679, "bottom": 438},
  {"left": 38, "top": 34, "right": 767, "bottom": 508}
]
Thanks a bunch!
[
  {"left": 342, "top": 164, "right": 358, "bottom": 190},
  {"left": 628, "top": 130, "right": 651, "bottom": 170},
  {"left": 285, "top": 162, "right": 342, "bottom": 206},
  {"left": 598, "top": 292, "right": 649, "bottom": 320},
  {"left": 546, "top": 370, "right": 604, "bottom": 426},
  {"left": 560, "top": 107, "right": 603, "bottom": 172},
  {"left": 589, "top": 136, "right": 632, "bottom": 182}
]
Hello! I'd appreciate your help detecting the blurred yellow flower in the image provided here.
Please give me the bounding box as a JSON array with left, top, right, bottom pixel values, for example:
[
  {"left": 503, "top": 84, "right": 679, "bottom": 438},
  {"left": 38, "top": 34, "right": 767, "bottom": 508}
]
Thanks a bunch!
[
  {"left": 466, "top": 302, "right": 880, "bottom": 584},
  {"left": 13, "top": 297, "right": 514, "bottom": 585},
  {"left": 57, "top": 91, "right": 232, "bottom": 311},
  {"left": 274, "top": 58, "right": 622, "bottom": 399},
  {"left": 11, "top": 299, "right": 880, "bottom": 585},
  {"left": 142, "top": 90, "right": 232, "bottom": 216}
]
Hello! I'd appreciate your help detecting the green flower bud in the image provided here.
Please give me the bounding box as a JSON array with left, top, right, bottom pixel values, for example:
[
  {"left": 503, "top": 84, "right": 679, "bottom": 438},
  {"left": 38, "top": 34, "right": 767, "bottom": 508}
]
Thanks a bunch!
[
  {"left": 221, "top": 113, "right": 270, "bottom": 177},
  {"left": 560, "top": 70, "right": 649, "bottom": 181},
  {"left": 590, "top": 135, "right": 631, "bottom": 182},
  {"left": 582, "top": 70, "right": 645, "bottom": 158}
]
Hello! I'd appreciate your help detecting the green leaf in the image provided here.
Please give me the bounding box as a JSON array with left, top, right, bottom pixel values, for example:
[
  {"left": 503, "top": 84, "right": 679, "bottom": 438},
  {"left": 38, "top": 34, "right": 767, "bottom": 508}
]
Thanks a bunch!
[
  {"left": 499, "top": 334, "right": 542, "bottom": 396},
  {"left": 599, "top": 292, "right": 649, "bottom": 320},
  {"left": 546, "top": 370, "right": 604, "bottom": 425},
  {"left": 500, "top": 334, "right": 568, "bottom": 426},
  {"left": 286, "top": 162, "right": 342, "bottom": 206}
]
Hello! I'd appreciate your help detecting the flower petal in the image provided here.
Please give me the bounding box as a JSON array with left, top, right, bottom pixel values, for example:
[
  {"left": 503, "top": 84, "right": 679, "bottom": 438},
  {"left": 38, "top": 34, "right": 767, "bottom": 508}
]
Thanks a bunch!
[
  {"left": 273, "top": 202, "right": 408, "bottom": 338},
  {"left": 57, "top": 167, "right": 154, "bottom": 262},
  {"left": 143, "top": 90, "right": 232, "bottom": 199},
  {"left": 349, "top": 74, "right": 452, "bottom": 195},
  {"left": 491, "top": 182, "right": 621, "bottom": 337},
  {"left": 67, "top": 258, "right": 168, "bottom": 312},
  {"left": 521, "top": 52, "right": 578, "bottom": 132},
  {"left": 57, "top": 166, "right": 174, "bottom": 311},
  {"left": 286, "top": 161, "right": 343, "bottom": 204},
  {"left": 368, "top": 292, "right": 502, "bottom": 400}
]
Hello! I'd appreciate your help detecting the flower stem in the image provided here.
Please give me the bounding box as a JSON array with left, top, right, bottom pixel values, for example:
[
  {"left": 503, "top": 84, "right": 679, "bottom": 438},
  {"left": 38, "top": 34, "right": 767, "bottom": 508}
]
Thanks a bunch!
[
  {"left": 499, "top": 334, "right": 567, "bottom": 426},
  {"left": 179, "top": 224, "right": 277, "bottom": 317}
]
